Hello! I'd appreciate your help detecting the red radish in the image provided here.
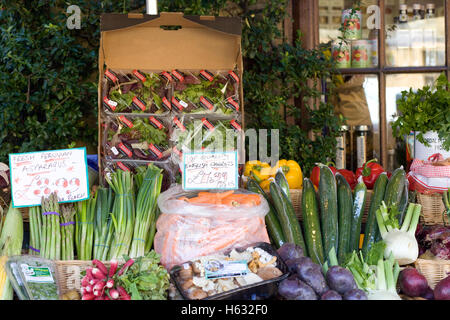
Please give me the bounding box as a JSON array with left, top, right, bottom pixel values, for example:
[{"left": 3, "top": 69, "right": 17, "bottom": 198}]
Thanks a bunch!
[
  {"left": 81, "top": 275, "right": 90, "bottom": 287},
  {"left": 93, "top": 289, "right": 100, "bottom": 297},
  {"left": 434, "top": 275, "right": 450, "bottom": 300},
  {"left": 93, "top": 280, "right": 106, "bottom": 292},
  {"left": 89, "top": 278, "right": 101, "bottom": 286},
  {"left": 104, "top": 295, "right": 110, "bottom": 300},
  {"left": 108, "top": 259, "right": 119, "bottom": 277},
  {"left": 117, "top": 286, "right": 131, "bottom": 300},
  {"left": 93, "top": 259, "right": 109, "bottom": 276},
  {"left": 106, "top": 279, "right": 114, "bottom": 289},
  {"left": 399, "top": 268, "right": 428, "bottom": 297},
  {"left": 109, "top": 289, "right": 120, "bottom": 300},
  {"left": 92, "top": 268, "right": 107, "bottom": 280},
  {"left": 82, "top": 293, "right": 95, "bottom": 300},
  {"left": 85, "top": 285, "right": 93, "bottom": 293},
  {"left": 86, "top": 268, "right": 94, "bottom": 280},
  {"left": 117, "top": 259, "right": 135, "bottom": 276}
]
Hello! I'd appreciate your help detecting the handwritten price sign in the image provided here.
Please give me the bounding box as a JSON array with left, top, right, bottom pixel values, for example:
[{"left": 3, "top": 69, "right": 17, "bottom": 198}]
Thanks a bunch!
[
  {"left": 9, "top": 148, "right": 90, "bottom": 207},
  {"left": 182, "top": 151, "right": 238, "bottom": 190}
]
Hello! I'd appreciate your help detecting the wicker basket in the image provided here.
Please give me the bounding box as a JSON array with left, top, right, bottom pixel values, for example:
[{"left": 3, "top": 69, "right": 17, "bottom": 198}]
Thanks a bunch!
[
  {"left": 416, "top": 193, "right": 448, "bottom": 226},
  {"left": 289, "top": 189, "right": 373, "bottom": 223},
  {"left": 414, "top": 258, "right": 450, "bottom": 289},
  {"left": 54, "top": 260, "right": 114, "bottom": 297}
]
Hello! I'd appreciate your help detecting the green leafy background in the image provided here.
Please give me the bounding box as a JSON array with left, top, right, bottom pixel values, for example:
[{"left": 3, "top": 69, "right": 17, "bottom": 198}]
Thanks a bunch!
[{"left": 0, "top": 0, "right": 341, "bottom": 176}]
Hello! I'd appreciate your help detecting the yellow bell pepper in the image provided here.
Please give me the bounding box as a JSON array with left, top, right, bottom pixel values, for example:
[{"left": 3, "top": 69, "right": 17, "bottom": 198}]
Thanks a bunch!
[
  {"left": 273, "top": 160, "right": 303, "bottom": 189},
  {"left": 244, "top": 160, "right": 272, "bottom": 183}
]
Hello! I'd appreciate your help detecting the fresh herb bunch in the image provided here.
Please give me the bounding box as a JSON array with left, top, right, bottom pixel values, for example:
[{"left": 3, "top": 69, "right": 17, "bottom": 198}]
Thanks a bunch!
[
  {"left": 392, "top": 73, "right": 450, "bottom": 152},
  {"left": 108, "top": 117, "right": 168, "bottom": 148},
  {"left": 117, "top": 251, "right": 170, "bottom": 300}
]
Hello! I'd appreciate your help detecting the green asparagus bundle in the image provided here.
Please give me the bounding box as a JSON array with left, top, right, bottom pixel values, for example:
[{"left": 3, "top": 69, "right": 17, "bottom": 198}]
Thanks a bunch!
[
  {"left": 106, "top": 170, "right": 135, "bottom": 260},
  {"left": 75, "top": 193, "right": 97, "bottom": 260},
  {"left": 28, "top": 206, "right": 42, "bottom": 255},
  {"left": 40, "top": 193, "right": 61, "bottom": 260},
  {"left": 60, "top": 204, "right": 76, "bottom": 260},
  {"left": 129, "top": 164, "right": 163, "bottom": 258},
  {"left": 93, "top": 187, "right": 115, "bottom": 261}
]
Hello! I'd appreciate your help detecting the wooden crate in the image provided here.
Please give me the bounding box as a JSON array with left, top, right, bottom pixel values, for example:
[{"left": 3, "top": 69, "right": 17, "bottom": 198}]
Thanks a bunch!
[{"left": 417, "top": 193, "right": 448, "bottom": 226}]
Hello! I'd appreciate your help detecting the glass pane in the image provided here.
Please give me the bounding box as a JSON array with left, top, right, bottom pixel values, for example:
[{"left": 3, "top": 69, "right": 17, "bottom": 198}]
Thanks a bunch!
[
  {"left": 386, "top": 73, "right": 440, "bottom": 171},
  {"left": 385, "top": 0, "right": 445, "bottom": 67},
  {"left": 319, "top": 0, "right": 379, "bottom": 69},
  {"left": 331, "top": 75, "right": 380, "bottom": 171}
]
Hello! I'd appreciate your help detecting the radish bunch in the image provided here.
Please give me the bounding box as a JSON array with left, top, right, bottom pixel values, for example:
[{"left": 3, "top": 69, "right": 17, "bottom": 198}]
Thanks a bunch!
[{"left": 81, "top": 258, "right": 134, "bottom": 300}]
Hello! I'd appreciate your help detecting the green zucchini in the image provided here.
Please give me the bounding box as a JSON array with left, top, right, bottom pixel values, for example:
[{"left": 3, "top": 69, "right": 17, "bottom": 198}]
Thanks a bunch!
[
  {"left": 349, "top": 178, "right": 367, "bottom": 253},
  {"left": 275, "top": 170, "right": 291, "bottom": 201},
  {"left": 398, "top": 181, "right": 409, "bottom": 225},
  {"left": 302, "top": 178, "right": 325, "bottom": 265},
  {"left": 270, "top": 181, "right": 306, "bottom": 253},
  {"left": 247, "top": 178, "right": 286, "bottom": 248},
  {"left": 361, "top": 173, "right": 389, "bottom": 258},
  {"left": 384, "top": 167, "right": 406, "bottom": 208},
  {"left": 318, "top": 165, "right": 339, "bottom": 261},
  {"left": 336, "top": 173, "right": 353, "bottom": 264}
]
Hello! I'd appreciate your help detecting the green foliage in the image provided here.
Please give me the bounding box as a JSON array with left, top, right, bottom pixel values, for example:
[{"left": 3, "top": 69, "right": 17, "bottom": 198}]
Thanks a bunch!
[
  {"left": 1, "top": 0, "right": 342, "bottom": 175},
  {"left": 392, "top": 72, "right": 450, "bottom": 151}
]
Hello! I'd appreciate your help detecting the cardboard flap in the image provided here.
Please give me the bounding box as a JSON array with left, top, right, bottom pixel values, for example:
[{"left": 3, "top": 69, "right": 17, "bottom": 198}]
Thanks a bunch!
[{"left": 100, "top": 12, "right": 242, "bottom": 70}]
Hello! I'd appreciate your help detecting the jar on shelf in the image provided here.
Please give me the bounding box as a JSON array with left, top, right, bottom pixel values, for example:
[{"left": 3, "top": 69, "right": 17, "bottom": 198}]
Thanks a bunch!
[
  {"left": 351, "top": 40, "right": 371, "bottom": 68},
  {"left": 342, "top": 9, "right": 362, "bottom": 40},
  {"left": 336, "top": 125, "right": 350, "bottom": 170},
  {"left": 332, "top": 40, "right": 351, "bottom": 69}
]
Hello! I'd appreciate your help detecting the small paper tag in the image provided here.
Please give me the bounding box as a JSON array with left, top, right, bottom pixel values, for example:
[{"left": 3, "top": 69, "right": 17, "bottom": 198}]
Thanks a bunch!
[
  {"left": 199, "top": 96, "right": 214, "bottom": 111},
  {"left": 199, "top": 70, "right": 214, "bottom": 82},
  {"left": 173, "top": 117, "right": 186, "bottom": 132},
  {"left": 149, "top": 116, "right": 163, "bottom": 129},
  {"left": 171, "top": 97, "right": 184, "bottom": 111},
  {"left": 110, "top": 146, "right": 119, "bottom": 156},
  {"left": 103, "top": 96, "right": 117, "bottom": 112},
  {"left": 228, "top": 70, "right": 240, "bottom": 83},
  {"left": 230, "top": 119, "right": 242, "bottom": 132},
  {"left": 171, "top": 69, "right": 185, "bottom": 82},
  {"left": 118, "top": 116, "right": 134, "bottom": 128},
  {"left": 104, "top": 69, "right": 118, "bottom": 83},
  {"left": 225, "top": 97, "right": 240, "bottom": 112},
  {"left": 148, "top": 144, "right": 163, "bottom": 159},
  {"left": 116, "top": 161, "right": 130, "bottom": 172},
  {"left": 201, "top": 118, "right": 215, "bottom": 132},
  {"left": 162, "top": 97, "right": 172, "bottom": 111},
  {"left": 131, "top": 96, "right": 147, "bottom": 111},
  {"left": 204, "top": 260, "right": 248, "bottom": 280},
  {"left": 118, "top": 143, "right": 133, "bottom": 158},
  {"left": 132, "top": 69, "right": 146, "bottom": 82},
  {"left": 160, "top": 71, "right": 173, "bottom": 82},
  {"left": 20, "top": 264, "right": 54, "bottom": 283}
]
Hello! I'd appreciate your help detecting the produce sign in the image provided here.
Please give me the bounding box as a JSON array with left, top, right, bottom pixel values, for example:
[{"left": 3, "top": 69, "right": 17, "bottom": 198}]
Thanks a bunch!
[
  {"left": 182, "top": 151, "right": 238, "bottom": 190},
  {"left": 9, "top": 148, "right": 89, "bottom": 207}
]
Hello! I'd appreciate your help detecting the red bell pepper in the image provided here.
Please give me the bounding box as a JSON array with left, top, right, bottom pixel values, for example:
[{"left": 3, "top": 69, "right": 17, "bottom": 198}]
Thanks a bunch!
[
  {"left": 310, "top": 162, "right": 338, "bottom": 188},
  {"left": 337, "top": 169, "right": 357, "bottom": 189},
  {"left": 355, "top": 159, "right": 385, "bottom": 189}
]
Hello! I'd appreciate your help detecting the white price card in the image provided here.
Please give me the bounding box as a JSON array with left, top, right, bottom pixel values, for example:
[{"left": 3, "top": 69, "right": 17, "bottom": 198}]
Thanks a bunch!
[
  {"left": 182, "top": 151, "right": 238, "bottom": 190},
  {"left": 9, "top": 148, "right": 90, "bottom": 207}
]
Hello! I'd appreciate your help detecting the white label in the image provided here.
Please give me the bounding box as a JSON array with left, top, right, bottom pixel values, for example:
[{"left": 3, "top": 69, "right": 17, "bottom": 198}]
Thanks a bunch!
[
  {"left": 108, "top": 99, "right": 118, "bottom": 107},
  {"left": 9, "top": 148, "right": 90, "bottom": 207},
  {"left": 414, "top": 131, "right": 450, "bottom": 160},
  {"left": 336, "top": 137, "right": 346, "bottom": 169},
  {"left": 356, "top": 136, "right": 367, "bottom": 168},
  {"left": 110, "top": 146, "right": 119, "bottom": 156},
  {"left": 204, "top": 260, "right": 248, "bottom": 279},
  {"left": 20, "top": 264, "right": 54, "bottom": 283},
  {"left": 182, "top": 151, "right": 238, "bottom": 190},
  {"left": 179, "top": 100, "right": 188, "bottom": 108}
]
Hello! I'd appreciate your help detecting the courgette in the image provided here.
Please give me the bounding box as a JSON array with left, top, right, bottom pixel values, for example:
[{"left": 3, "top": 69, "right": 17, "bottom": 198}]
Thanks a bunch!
[
  {"left": 318, "top": 165, "right": 339, "bottom": 260},
  {"left": 361, "top": 173, "right": 389, "bottom": 258},
  {"left": 398, "top": 180, "right": 409, "bottom": 225},
  {"left": 302, "top": 178, "right": 325, "bottom": 265},
  {"left": 247, "top": 178, "right": 285, "bottom": 248},
  {"left": 275, "top": 170, "right": 291, "bottom": 201},
  {"left": 349, "top": 177, "right": 367, "bottom": 253},
  {"left": 384, "top": 167, "right": 406, "bottom": 208},
  {"left": 270, "top": 181, "right": 306, "bottom": 253},
  {"left": 336, "top": 173, "right": 353, "bottom": 264}
]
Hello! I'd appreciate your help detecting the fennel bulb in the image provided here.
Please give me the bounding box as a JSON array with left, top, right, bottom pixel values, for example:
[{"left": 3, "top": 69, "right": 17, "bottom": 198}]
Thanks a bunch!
[{"left": 376, "top": 202, "right": 421, "bottom": 266}]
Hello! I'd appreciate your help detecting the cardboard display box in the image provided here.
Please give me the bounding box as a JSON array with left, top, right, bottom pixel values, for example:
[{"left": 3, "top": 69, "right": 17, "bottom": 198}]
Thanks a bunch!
[{"left": 98, "top": 12, "right": 244, "bottom": 182}]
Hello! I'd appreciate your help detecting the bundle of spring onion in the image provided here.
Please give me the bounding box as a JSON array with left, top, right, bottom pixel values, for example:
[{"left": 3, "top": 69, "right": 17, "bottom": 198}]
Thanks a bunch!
[
  {"left": 93, "top": 187, "right": 114, "bottom": 261},
  {"left": 40, "top": 193, "right": 62, "bottom": 260},
  {"left": 0, "top": 205, "right": 23, "bottom": 300},
  {"left": 106, "top": 170, "right": 136, "bottom": 260},
  {"left": 76, "top": 192, "right": 97, "bottom": 261},
  {"left": 129, "top": 164, "right": 163, "bottom": 258},
  {"left": 28, "top": 206, "right": 42, "bottom": 255}
]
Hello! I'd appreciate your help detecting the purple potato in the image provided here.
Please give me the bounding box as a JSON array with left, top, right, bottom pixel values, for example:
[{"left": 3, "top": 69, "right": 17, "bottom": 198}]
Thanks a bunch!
[
  {"left": 293, "top": 280, "right": 318, "bottom": 300},
  {"left": 285, "top": 258, "right": 303, "bottom": 274},
  {"left": 297, "top": 265, "right": 329, "bottom": 296},
  {"left": 278, "top": 275, "right": 304, "bottom": 299},
  {"left": 277, "top": 243, "right": 304, "bottom": 262},
  {"left": 343, "top": 289, "right": 368, "bottom": 300},
  {"left": 321, "top": 290, "right": 342, "bottom": 300},
  {"left": 326, "top": 266, "right": 357, "bottom": 295}
]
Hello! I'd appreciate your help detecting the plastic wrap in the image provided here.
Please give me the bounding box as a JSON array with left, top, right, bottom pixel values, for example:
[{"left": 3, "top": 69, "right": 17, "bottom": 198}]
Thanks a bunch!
[{"left": 155, "top": 185, "right": 270, "bottom": 269}]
